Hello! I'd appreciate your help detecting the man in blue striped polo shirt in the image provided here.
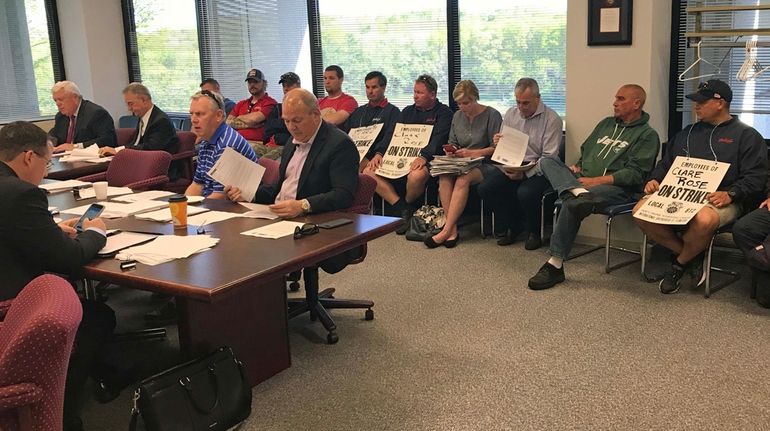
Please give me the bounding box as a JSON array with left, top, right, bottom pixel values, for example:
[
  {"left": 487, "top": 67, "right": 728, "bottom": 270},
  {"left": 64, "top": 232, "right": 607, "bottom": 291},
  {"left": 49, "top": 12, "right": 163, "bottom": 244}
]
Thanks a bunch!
[{"left": 186, "top": 90, "right": 258, "bottom": 198}]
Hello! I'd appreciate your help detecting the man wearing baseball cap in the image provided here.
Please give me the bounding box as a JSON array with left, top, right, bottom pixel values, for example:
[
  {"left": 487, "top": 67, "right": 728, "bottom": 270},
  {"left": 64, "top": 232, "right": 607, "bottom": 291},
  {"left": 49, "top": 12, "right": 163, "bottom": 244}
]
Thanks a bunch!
[
  {"left": 226, "top": 68, "right": 277, "bottom": 144},
  {"left": 261, "top": 72, "right": 302, "bottom": 159},
  {"left": 633, "top": 79, "right": 767, "bottom": 294}
]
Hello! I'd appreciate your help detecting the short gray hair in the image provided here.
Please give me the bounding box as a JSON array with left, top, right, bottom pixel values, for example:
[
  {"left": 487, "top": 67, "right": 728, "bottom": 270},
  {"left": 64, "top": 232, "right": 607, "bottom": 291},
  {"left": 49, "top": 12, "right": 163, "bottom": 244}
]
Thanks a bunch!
[
  {"left": 514, "top": 78, "right": 540, "bottom": 97},
  {"left": 123, "top": 82, "right": 152, "bottom": 101},
  {"left": 51, "top": 81, "right": 82, "bottom": 98},
  {"left": 191, "top": 90, "right": 225, "bottom": 112}
]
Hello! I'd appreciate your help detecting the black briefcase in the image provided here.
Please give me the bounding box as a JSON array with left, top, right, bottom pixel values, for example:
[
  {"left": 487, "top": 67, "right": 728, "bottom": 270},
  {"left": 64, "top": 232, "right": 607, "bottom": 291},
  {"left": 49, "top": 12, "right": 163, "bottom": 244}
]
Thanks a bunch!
[{"left": 129, "top": 346, "right": 252, "bottom": 431}]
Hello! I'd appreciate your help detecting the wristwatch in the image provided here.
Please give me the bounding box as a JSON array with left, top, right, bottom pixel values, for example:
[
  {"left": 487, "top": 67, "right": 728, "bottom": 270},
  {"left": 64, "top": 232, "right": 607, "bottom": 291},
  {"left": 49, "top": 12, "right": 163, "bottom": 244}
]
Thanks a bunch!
[
  {"left": 300, "top": 199, "right": 311, "bottom": 214},
  {"left": 727, "top": 190, "right": 737, "bottom": 200}
]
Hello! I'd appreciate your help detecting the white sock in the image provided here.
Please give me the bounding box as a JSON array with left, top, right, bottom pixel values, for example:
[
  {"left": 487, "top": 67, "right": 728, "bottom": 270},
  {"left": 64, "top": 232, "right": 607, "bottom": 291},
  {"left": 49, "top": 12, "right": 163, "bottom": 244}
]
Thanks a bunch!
[
  {"left": 570, "top": 187, "right": 589, "bottom": 197},
  {"left": 548, "top": 256, "right": 563, "bottom": 269}
]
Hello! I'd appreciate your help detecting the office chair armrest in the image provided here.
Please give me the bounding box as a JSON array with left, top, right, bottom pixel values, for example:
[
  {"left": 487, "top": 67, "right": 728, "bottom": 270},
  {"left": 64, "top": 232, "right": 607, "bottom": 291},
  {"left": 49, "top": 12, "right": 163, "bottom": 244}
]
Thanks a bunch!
[
  {"left": 127, "top": 175, "right": 170, "bottom": 192},
  {"left": 77, "top": 172, "right": 108, "bottom": 183},
  {"left": 0, "top": 383, "right": 43, "bottom": 412},
  {"left": 170, "top": 150, "right": 195, "bottom": 162}
]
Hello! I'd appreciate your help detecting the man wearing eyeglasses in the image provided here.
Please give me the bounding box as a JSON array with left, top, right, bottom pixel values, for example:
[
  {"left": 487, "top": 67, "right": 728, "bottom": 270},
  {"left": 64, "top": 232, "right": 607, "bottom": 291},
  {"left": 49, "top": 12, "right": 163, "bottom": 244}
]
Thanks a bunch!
[
  {"left": 49, "top": 80, "right": 117, "bottom": 152},
  {"left": 364, "top": 74, "right": 453, "bottom": 234},
  {"left": 226, "top": 69, "right": 277, "bottom": 145},
  {"left": 633, "top": 79, "right": 767, "bottom": 294},
  {"left": 0, "top": 121, "right": 112, "bottom": 431},
  {"left": 187, "top": 90, "right": 258, "bottom": 198}
]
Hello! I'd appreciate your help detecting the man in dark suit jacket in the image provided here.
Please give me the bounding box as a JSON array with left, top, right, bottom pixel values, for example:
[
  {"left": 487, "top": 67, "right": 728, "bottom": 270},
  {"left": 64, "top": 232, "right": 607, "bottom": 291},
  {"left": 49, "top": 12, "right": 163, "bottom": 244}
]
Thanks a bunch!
[
  {"left": 49, "top": 81, "right": 117, "bottom": 151},
  {"left": 99, "top": 83, "right": 180, "bottom": 179}
]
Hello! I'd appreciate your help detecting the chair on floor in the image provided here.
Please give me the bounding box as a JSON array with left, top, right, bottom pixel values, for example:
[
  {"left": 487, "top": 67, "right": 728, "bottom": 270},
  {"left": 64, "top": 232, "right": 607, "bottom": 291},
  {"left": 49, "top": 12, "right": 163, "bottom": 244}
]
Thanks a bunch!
[
  {"left": 549, "top": 199, "right": 641, "bottom": 273},
  {"left": 640, "top": 223, "right": 740, "bottom": 298},
  {"left": 118, "top": 115, "right": 139, "bottom": 129},
  {"left": 78, "top": 149, "right": 171, "bottom": 191},
  {"left": 115, "top": 127, "right": 136, "bottom": 147},
  {"left": 163, "top": 131, "right": 197, "bottom": 194},
  {"left": 0, "top": 275, "right": 82, "bottom": 431},
  {"left": 259, "top": 157, "right": 280, "bottom": 185},
  {"left": 288, "top": 174, "right": 377, "bottom": 344}
]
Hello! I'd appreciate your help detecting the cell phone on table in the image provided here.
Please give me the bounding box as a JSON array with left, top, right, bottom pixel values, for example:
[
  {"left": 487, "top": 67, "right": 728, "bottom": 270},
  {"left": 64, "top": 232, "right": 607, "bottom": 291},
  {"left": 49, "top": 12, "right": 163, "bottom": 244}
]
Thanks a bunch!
[
  {"left": 443, "top": 144, "right": 459, "bottom": 154},
  {"left": 74, "top": 203, "right": 104, "bottom": 232},
  {"left": 318, "top": 218, "right": 353, "bottom": 229}
]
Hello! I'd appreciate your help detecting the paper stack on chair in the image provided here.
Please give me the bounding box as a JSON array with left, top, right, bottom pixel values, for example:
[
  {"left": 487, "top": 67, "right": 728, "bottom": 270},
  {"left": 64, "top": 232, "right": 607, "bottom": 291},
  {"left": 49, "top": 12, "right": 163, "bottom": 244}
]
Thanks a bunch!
[
  {"left": 428, "top": 156, "right": 484, "bottom": 177},
  {"left": 115, "top": 235, "right": 220, "bottom": 265}
]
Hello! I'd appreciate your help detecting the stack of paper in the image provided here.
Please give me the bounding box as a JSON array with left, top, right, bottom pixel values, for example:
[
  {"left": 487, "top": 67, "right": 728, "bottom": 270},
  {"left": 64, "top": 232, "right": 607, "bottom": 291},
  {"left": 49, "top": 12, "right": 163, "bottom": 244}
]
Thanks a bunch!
[
  {"left": 40, "top": 180, "right": 90, "bottom": 193},
  {"left": 239, "top": 203, "right": 279, "bottom": 220},
  {"left": 134, "top": 206, "right": 210, "bottom": 222},
  {"left": 63, "top": 200, "right": 169, "bottom": 218},
  {"left": 60, "top": 145, "right": 110, "bottom": 163},
  {"left": 76, "top": 186, "right": 134, "bottom": 199},
  {"left": 241, "top": 221, "right": 305, "bottom": 239},
  {"left": 187, "top": 211, "right": 243, "bottom": 226},
  {"left": 113, "top": 190, "right": 176, "bottom": 203},
  {"left": 115, "top": 235, "right": 220, "bottom": 265},
  {"left": 428, "top": 156, "right": 485, "bottom": 177}
]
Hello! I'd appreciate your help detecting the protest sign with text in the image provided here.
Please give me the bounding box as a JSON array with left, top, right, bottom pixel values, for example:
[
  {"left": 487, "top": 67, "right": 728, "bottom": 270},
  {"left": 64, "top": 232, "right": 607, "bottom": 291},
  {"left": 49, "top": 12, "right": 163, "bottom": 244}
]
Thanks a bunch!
[
  {"left": 375, "top": 123, "right": 433, "bottom": 179},
  {"left": 348, "top": 123, "right": 384, "bottom": 161},
  {"left": 633, "top": 156, "right": 729, "bottom": 225}
]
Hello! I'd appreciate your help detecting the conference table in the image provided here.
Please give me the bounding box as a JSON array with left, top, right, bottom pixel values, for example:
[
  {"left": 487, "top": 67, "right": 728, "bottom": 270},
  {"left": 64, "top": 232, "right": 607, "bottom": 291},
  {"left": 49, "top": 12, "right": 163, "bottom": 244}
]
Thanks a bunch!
[
  {"left": 48, "top": 191, "right": 400, "bottom": 386},
  {"left": 46, "top": 157, "right": 110, "bottom": 180}
]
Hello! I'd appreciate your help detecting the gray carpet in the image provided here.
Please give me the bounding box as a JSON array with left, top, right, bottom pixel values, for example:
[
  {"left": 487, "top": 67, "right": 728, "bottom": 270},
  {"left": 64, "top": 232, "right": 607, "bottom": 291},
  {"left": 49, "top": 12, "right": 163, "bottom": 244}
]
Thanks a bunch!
[{"left": 83, "top": 225, "right": 770, "bottom": 430}]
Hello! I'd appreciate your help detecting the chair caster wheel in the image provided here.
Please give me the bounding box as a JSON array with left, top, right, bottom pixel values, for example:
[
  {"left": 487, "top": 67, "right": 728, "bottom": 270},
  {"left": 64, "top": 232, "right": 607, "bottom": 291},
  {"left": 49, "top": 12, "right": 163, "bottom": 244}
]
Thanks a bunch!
[
  {"left": 364, "top": 309, "right": 374, "bottom": 321},
  {"left": 327, "top": 332, "right": 339, "bottom": 344},
  {"left": 289, "top": 281, "right": 300, "bottom": 292}
]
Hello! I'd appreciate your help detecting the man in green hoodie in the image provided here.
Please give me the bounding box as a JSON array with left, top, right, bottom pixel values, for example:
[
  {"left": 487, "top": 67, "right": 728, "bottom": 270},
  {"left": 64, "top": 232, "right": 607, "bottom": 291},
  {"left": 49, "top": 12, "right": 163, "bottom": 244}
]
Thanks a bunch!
[{"left": 528, "top": 84, "right": 660, "bottom": 290}]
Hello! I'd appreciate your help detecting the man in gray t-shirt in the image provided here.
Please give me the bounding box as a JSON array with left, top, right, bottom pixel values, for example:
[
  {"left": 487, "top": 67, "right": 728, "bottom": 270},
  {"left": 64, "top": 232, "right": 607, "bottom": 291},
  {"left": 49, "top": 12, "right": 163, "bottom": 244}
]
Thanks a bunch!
[{"left": 477, "top": 78, "right": 563, "bottom": 250}]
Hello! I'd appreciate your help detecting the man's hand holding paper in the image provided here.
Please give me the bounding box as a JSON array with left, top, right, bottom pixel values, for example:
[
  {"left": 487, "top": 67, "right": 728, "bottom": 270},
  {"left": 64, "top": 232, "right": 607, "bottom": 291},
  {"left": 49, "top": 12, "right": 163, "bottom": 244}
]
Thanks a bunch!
[{"left": 208, "top": 147, "right": 265, "bottom": 202}]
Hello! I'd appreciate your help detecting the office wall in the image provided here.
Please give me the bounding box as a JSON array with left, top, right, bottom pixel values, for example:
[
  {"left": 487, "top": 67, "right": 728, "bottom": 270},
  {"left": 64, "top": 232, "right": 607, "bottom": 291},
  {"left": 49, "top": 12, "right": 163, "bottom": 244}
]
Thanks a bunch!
[
  {"left": 565, "top": 0, "right": 672, "bottom": 245},
  {"left": 57, "top": 0, "right": 128, "bottom": 125}
]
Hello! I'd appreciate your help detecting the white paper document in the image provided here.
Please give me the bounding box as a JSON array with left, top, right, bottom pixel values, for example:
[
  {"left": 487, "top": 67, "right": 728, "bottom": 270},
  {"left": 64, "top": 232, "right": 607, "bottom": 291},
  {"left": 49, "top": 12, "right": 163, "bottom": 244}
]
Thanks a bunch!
[
  {"left": 348, "top": 123, "right": 384, "bottom": 161},
  {"left": 98, "top": 231, "right": 158, "bottom": 256},
  {"left": 600, "top": 7, "right": 620, "bottom": 33},
  {"left": 633, "top": 156, "right": 730, "bottom": 225},
  {"left": 134, "top": 206, "right": 210, "bottom": 222},
  {"left": 240, "top": 221, "right": 305, "bottom": 239},
  {"left": 60, "top": 145, "right": 112, "bottom": 163},
  {"left": 76, "top": 186, "right": 134, "bottom": 199},
  {"left": 113, "top": 190, "right": 176, "bottom": 203},
  {"left": 63, "top": 200, "right": 169, "bottom": 218},
  {"left": 207, "top": 147, "right": 264, "bottom": 202},
  {"left": 238, "top": 203, "right": 279, "bottom": 220},
  {"left": 115, "top": 234, "right": 220, "bottom": 265},
  {"left": 187, "top": 211, "right": 243, "bottom": 226},
  {"left": 40, "top": 180, "right": 90, "bottom": 193},
  {"left": 491, "top": 125, "right": 529, "bottom": 167}
]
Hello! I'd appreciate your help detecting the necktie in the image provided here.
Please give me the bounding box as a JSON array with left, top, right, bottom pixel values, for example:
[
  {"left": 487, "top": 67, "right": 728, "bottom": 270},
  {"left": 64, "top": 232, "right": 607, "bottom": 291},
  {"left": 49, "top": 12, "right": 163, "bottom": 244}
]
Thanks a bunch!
[
  {"left": 66, "top": 116, "right": 76, "bottom": 144},
  {"left": 134, "top": 119, "right": 144, "bottom": 146}
]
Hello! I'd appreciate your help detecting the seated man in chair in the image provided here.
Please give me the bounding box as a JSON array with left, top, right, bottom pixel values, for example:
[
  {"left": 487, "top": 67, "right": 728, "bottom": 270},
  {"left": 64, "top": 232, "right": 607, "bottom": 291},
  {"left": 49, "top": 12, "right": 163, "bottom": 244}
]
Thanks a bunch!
[
  {"left": 633, "top": 79, "right": 767, "bottom": 294},
  {"left": 527, "top": 84, "right": 660, "bottom": 290}
]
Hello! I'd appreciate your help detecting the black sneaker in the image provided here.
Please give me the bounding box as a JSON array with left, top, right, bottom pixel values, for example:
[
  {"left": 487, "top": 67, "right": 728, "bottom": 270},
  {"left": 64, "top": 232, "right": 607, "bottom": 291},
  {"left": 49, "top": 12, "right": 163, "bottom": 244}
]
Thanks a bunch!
[
  {"left": 524, "top": 233, "right": 542, "bottom": 250},
  {"left": 659, "top": 262, "right": 685, "bottom": 294},
  {"left": 528, "top": 262, "right": 565, "bottom": 290},
  {"left": 563, "top": 192, "right": 605, "bottom": 220},
  {"left": 688, "top": 253, "right": 706, "bottom": 287}
]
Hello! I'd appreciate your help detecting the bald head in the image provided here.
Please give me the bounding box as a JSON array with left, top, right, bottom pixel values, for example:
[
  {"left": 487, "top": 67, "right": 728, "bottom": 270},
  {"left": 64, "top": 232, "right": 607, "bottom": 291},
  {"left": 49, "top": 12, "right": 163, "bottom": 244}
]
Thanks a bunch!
[
  {"left": 613, "top": 84, "right": 646, "bottom": 123},
  {"left": 282, "top": 88, "right": 321, "bottom": 143},
  {"left": 621, "top": 84, "right": 646, "bottom": 108}
]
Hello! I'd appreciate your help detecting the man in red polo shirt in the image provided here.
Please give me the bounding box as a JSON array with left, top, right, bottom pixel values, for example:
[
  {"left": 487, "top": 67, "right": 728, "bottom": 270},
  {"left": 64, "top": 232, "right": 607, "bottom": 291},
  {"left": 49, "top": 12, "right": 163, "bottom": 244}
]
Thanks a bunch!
[
  {"left": 319, "top": 65, "right": 358, "bottom": 128},
  {"left": 226, "top": 68, "right": 277, "bottom": 143}
]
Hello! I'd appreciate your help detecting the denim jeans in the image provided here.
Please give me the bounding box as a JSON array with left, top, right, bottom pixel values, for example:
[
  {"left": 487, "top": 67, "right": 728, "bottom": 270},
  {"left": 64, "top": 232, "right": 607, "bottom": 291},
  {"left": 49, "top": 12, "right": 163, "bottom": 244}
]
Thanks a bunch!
[{"left": 539, "top": 158, "right": 633, "bottom": 259}]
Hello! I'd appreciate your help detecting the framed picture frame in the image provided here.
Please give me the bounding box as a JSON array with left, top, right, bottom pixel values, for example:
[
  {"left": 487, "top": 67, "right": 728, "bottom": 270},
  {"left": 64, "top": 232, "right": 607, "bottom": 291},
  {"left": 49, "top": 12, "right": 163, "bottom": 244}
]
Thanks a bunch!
[{"left": 588, "top": 0, "right": 633, "bottom": 46}]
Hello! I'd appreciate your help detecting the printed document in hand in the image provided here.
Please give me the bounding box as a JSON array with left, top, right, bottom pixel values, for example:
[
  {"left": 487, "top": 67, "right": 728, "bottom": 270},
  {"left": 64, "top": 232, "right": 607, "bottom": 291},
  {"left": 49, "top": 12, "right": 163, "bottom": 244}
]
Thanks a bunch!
[
  {"left": 76, "top": 186, "right": 134, "bottom": 199},
  {"left": 241, "top": 221, "right": 305, "bottom": 239},
  {"left": 113, "top": 190, "right": 176, "bottom": 203},
  {"left": 491, "top": 125, "right": 529, "bottom": 168},
  {"left": 239, "top": 203, "right": 279, "bottom": 219},
  {"left": 39, "top": 180, "right": 90, "bottom": 193},
  {"left": 207, "top": 147, "right": 264, "bottom": 202},
  {"left": 115, "top": 234, "right": 220, "bottom": 266}
]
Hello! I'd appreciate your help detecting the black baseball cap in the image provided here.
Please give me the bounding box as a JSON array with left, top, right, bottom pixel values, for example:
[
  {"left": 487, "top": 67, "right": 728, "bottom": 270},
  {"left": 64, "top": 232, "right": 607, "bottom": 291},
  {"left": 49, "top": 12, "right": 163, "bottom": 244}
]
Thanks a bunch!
[
  {"left": 686, "top": 79, "right": 732, "bottom": 103},
  {"left": 278, "top": 72, "right": 300, "bottom": 86},
  {"left": 245, "top": 69, "right": 265, "bottom": 82}
]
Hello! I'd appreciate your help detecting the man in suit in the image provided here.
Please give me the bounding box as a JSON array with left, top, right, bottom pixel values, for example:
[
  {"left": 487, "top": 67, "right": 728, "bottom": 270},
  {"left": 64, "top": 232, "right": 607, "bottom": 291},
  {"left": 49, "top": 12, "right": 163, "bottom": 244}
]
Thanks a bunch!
[
  {"left": 99, "top": 82, "right": 179, "bottom": 156},
  {"left": 49, "top": 81, "right": 117, "bottom": 152},
  {"left": 226, "top": 88, "right": 358, "bottom": 216},
  {"left": 0, "top": 121, "right": 111, "bottom": 431}
]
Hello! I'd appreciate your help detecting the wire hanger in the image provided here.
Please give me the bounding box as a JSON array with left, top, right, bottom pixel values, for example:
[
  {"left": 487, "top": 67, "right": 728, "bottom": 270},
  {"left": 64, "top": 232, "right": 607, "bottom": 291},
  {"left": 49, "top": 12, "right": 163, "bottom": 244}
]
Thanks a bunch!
[
  {"left": 737, "top": 39, "right": 770, "bottom": 81},
  {"left": 679, "top": 41, "right": 722, "bottom": 82}
]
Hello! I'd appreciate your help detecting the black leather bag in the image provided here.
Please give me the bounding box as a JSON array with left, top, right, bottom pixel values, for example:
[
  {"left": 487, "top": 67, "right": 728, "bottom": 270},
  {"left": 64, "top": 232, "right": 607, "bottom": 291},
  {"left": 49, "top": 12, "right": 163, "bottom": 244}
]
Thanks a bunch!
[
  {"left": 129, "top": 346, "right": 252, "bottom": 431},
  {"left": 405, "top": 205, "right": 445, "bottom": 242}
]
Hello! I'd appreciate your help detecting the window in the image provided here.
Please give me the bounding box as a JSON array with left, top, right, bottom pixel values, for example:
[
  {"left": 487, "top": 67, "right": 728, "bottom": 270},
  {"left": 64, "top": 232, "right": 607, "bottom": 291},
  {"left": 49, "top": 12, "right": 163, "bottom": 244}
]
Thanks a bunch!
[
  {"left": 1, "top": 0, "right": 63, "bottom": 123},
  {"left": 128, "top": 0, "right": 201, "bottom": 113},
  {"left": 459, "top": 0, "right": 567, "bottom": 116},
  {"left": 318, "top": 0, "right": 448, "bottom": 109},
  {"left": 674, "top": 0, "right": 770, "bottom": 136},
  {"left": 198, "top": 0, "right": 311, "bottom": 104}
]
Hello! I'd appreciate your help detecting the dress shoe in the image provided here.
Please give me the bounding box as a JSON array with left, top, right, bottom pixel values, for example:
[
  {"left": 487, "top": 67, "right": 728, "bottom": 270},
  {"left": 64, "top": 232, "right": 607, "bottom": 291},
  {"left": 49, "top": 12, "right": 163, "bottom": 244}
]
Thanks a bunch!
[
  {"left": 444, "top": 233, "right": 460, "bottom": 248},
  {"left": 496, "top": 229, "right": 522, "bottom": 246},
  {"left": 563, "top": 192, "right": 604, "bottom": 220},
  {"left": 528, "top": 262, "right": 565, "bottom": 290},
  {"left": 424, "top": 235, "right": 442, "bottom": 249},
  {"left": 395, "top": 207, "right": 413, "bottom": 235},
  {"left": 144, "top": 300, "right": 177, "bottom": 326},
  {"left": 524, "top": 233, "right": 542, "bottom": 250}
]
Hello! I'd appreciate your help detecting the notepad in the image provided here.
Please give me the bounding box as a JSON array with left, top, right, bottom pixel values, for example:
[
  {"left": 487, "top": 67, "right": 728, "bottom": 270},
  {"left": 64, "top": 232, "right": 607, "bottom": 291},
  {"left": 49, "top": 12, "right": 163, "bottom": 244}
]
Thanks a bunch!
[
  {"left": 98, "top": 232, "right": 158, "bottom": 256},
  {"left": 240, "top": 221, "right": 304, "bottom": 239}
]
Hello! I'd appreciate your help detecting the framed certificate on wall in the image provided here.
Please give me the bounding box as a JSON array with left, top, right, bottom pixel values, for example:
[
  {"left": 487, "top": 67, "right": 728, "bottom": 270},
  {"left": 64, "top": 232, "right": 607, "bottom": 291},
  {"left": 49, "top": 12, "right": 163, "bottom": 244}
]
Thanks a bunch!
[{"left": 588, "top": 0, "right": 633, "bottom": 46}]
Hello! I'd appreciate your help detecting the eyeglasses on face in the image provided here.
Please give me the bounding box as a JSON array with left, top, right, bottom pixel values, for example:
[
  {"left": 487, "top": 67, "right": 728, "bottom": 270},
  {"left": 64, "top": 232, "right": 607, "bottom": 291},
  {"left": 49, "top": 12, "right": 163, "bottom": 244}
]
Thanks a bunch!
[
  {"left": 293, "top": 223, "right": 319, "bottom": 240},
  {"left": 199, "top": 90, "right": 223, "bottom": 110},
  {"left": 30, "top": 150, "right": 53, "bottom": 172}
]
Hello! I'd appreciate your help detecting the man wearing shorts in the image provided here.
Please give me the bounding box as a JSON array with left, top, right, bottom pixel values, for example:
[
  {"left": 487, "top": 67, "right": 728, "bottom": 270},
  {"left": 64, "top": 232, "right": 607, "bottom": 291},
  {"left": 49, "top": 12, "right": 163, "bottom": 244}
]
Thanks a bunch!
[{"left": 633, "top": 79, "right": 768, "bottom": 294}]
